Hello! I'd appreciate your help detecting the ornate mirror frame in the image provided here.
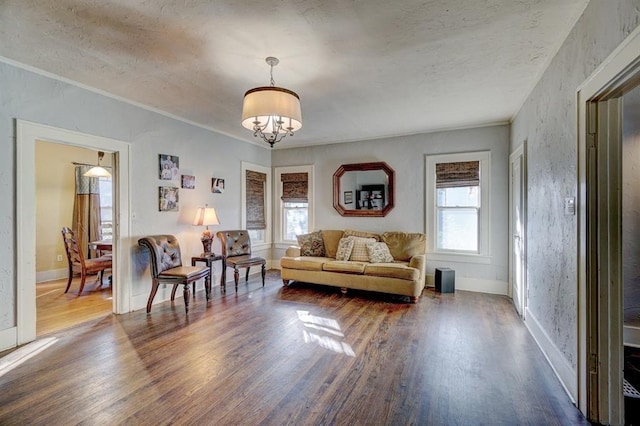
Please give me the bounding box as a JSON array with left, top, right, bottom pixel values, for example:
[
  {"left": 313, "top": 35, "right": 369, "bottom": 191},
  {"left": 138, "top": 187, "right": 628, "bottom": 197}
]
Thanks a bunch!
[{"left": 333, "top": 161, "right": 395, "bottom": 217}]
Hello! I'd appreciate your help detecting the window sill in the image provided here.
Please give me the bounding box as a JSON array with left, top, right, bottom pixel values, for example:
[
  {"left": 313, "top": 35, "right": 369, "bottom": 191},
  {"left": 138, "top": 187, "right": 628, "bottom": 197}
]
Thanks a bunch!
[
  {"left": 251, "top": 242, "right": 272, "bottom": 251},
  {"left": 427, "top": 252, "right": 492, "bottom": 265},
  {"left": 275, "top": 242, "right": 297, "bottom": 250}
]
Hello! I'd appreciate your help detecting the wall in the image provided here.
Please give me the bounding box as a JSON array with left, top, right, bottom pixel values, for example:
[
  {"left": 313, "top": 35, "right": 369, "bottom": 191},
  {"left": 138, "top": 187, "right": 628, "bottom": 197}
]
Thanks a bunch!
[
  {"left": 0, "top": 60, "right": 269, "bottom": 334},
  {"left": 623, "top": 86, "right": 640, "bottom": 329},
  {"left": 510, "top": 0, "right": 640, "bottom": 377},
  {"left": 272, "top": 124, "right": 510, "bottom": 294}
]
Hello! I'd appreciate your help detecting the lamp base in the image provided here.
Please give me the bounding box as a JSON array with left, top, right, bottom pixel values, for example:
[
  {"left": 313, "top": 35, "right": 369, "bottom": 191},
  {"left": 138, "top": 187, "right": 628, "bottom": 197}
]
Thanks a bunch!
[{"left": 201, "top": 235, "right": 213, "bottom": 254}]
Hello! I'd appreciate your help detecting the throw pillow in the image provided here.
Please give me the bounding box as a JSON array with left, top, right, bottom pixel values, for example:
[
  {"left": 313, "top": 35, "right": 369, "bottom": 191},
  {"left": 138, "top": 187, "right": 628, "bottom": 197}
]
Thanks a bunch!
[
  {"left": 343, "top": 229, "right": 381, "bottom": 241},
  {"left": 366, "top": 242, "right": 394, "bottom": 263},
  {"left": 296, "top": 231, "right": 326, "bottom": 257},
  {"left": 335, "top": 237, "right": 355, "bottom": 261},
  {"left": 349, "top": 237, "right": 377, "bottom": 262}
]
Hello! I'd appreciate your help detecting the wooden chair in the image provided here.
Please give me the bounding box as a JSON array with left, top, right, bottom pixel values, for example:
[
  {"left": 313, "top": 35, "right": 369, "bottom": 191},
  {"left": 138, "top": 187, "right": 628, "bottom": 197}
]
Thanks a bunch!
[
  {"left": 217, "top": 230, "right": 265, "bottom": 292},
  {"left": 61, "top": 227, "right": 113, "bottom": 296},
  {"left": 138, "top": 235, "right": 211, "bottom": 314}
]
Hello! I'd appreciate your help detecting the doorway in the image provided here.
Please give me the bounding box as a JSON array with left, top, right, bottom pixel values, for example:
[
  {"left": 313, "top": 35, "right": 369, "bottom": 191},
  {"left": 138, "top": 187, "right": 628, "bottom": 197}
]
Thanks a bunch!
[
  {"left": 35, "top": 141, "right": 114, "bottom": 336},
  {"left": 577, "top": 26, "right": 640, "bottom": 425},
  {"left": 16, "top": 120, "right": 132, "bottom": 347}
]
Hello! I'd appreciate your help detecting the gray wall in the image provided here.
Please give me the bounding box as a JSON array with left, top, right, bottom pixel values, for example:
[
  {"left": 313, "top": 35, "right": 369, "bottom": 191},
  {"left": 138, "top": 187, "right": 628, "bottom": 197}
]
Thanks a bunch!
[
  {"left": 0, "top": 61, "right": 269, "bottom": 331},
  {"left": 272, "top": 125, "right": 510, "bottom": 290},
  {"left": 511, "top": 1, "right": 640, "bottom": 370}
]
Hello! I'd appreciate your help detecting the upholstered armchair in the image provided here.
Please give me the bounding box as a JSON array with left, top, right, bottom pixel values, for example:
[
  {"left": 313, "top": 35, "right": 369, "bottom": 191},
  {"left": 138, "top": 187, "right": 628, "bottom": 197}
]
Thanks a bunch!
[
  {"left": 216, "top": 230, "right": 266, "bottom": 292},
  {"left": 138, "top": 235, "right": 211, "bottom": 314}
]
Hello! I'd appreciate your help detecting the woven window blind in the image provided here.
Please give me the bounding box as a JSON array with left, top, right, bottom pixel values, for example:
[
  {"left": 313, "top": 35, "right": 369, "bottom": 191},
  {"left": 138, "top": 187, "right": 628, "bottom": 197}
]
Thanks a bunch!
[
  {"left": 281, "top": 172, "right": 308, "bottom": 202},
  {"left": 246, "top": 170, "right": 267, "bottom": 230},
  {"left": 436, "top": 161, "right": 480, "bottom": 188}
]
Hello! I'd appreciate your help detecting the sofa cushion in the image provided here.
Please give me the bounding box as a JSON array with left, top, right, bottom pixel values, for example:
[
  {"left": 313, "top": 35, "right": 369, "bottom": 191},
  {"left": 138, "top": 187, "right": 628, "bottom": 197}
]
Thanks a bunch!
[
  {"left": 364, "top": 263, "right": 420, "bottom": 281},
  {"left": 297, "top": 231, "right": 326, "bottom": 257},
  {"left": 323, "top": 260, "right": 366, "bottom": 274},
  {"left": 335, "top": 236, "right": 355, "bottom": 261},
  {"left": 321, "top": 230, "right": 345, "bottom": 258},
  {"left": 366, "top": 242, "right": 394, "bottom": 263},
  {"left": 382, "top": 232, "right": 427, "bottom": 261},
  {"left": 349, "top": 237, "right": 377, "bottom": 262},
  {"left": 343, "top": 229, "right": 381, "bottom": 241},
  {"left": 280, "top": 256, "right": 327, "bottom": 271}
]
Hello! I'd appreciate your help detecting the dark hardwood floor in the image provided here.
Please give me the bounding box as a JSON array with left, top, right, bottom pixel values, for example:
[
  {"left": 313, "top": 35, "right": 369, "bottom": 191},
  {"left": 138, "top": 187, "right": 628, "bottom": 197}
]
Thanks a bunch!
[{"left": 0, "top": 270, "right": 588, "bottom": 425}]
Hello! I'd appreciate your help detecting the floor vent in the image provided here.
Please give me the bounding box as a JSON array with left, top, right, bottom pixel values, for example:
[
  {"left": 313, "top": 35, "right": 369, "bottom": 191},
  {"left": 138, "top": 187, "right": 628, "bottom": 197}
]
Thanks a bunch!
[{"left": 624, "top": 379, "right": 640, "bottom": 399}]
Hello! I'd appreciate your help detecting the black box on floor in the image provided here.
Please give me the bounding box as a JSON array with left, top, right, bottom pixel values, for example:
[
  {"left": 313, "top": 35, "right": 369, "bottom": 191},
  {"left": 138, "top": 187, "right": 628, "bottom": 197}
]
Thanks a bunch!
[{"left": 435, "top": 268, "right": 455, "bottom": 293}]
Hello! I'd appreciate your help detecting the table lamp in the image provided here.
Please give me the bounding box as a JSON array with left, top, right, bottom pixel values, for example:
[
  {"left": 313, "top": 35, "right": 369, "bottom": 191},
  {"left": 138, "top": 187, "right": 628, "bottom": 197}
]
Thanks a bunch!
[{"left": 192, "top": 204, "right": 220, "bottom": 254}]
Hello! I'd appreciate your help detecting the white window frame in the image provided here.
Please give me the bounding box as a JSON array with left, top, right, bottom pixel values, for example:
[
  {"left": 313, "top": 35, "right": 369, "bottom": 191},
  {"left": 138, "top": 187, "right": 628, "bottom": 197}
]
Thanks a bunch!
[
  {"left": 425, "top": 151, "right": 491, "bottom": 264},
  {"left": 241, "top": 162, "right": 272, "bottom": 250},
  {"left": 274, "top": 165, "right": 314, "bottom": 248}
]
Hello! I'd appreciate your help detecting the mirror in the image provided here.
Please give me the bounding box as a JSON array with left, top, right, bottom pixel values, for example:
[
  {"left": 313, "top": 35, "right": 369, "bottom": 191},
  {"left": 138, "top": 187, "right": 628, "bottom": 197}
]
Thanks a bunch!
[{"left": 333, "top": 162, "right": 395, "bottom": 217}]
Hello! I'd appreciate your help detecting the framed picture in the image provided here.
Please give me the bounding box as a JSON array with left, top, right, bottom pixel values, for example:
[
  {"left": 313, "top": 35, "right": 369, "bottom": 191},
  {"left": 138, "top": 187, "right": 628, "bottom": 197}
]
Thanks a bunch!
[
  {"left": 212, "top": 177, "right": 225, "bottom": 194},
  {"left": 159, "top": 154, "right": 179, "bottom": 180},
  {"left": 181, "top": 174, "right": 195, "bottom": 189},
  {"left": 159, "top": 186, "right": 179, "bottom": 212},
  {"left": 344, "top": 191, "right": 353, "bottom": 204}
]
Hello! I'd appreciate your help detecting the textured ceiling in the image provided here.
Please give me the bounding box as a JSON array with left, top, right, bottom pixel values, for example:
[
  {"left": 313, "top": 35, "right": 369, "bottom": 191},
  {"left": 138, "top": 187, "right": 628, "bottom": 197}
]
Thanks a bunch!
[{"left": 0, "top": 0, "right": 590, "bottom": 148}]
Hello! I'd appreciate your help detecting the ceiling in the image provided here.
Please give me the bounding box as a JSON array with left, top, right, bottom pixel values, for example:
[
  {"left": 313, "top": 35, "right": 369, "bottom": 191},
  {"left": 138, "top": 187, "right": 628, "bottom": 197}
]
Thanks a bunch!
[{"left": 0, "top": 0, "right": 590, "bottom": 149}]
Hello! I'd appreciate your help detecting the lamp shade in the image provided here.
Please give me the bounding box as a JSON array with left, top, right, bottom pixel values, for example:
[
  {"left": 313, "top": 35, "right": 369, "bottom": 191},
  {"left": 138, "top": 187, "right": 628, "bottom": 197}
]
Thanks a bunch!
[
  {"left": 192, "top": 207, "right": 220, "bottom": 227},
  {"left": 241, "top": 86, "right": 302, "bottom": 134},
  {"left": 83, "top": 166, "right": 112, "bottom": 178}
]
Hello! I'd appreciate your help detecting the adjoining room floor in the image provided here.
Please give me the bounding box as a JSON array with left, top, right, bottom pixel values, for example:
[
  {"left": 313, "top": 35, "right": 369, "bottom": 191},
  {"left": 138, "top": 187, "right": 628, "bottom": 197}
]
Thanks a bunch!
[{"left": 2, "top": 271, "right": 588, "bottom": 424}]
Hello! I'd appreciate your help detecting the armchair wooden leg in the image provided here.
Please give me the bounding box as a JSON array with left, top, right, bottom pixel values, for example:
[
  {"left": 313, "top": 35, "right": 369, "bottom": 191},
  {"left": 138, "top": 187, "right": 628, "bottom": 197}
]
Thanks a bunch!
[
  {"left": 234, "top": 267, "right": 240, "bottom": 292},
  {"left": 283, "top": 279, "right": 290, "bottom": 287},
  {"left": 183, "top": 284, "right": 190, "bottom": 314},
  {"left": 245, "top": 267, "right": 250, "bottom": 283},
  {"left": 170, "top": 284, "right": 179, "bottom": 301},
  {"left": 261, "top": 264, "right": 265, "bottom": 287},
  {"left": 147, "top": 279, "right": 160, "bottom": 313}
]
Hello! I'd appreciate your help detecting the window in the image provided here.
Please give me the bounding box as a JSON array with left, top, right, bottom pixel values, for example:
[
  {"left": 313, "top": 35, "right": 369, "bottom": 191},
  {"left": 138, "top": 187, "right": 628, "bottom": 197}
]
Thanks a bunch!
[
  {"left": 98, "top": 176, "right": 113, "bottom": 240},
  {"left": 426, "top": 152, "right": 490, "bottom": 262},
  {"left": 242, "top": 162, "right": 271, "bottom": 246},
  {"left": 275, "top": 166, "right": 314, "bottom": 244}
]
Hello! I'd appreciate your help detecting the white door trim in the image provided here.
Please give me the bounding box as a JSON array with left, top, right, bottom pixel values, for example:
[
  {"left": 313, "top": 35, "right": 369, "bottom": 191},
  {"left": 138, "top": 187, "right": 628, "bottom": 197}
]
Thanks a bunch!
[
  {"left": 16, "top": 120, "right": 132, "bottom": 345},
  {"left": 509, "top": 142, "right": 527, "bottom": 317}
]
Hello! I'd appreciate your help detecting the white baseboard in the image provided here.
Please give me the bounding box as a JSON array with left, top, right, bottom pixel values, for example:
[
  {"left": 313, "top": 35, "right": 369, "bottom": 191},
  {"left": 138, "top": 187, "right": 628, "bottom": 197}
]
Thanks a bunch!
[
  {"left": 525, "top": 308, "right": 577, "bottom": 403},
  {"left": 426, "top": 274, "right": 507, "bottom": 295},
  {"left": 36, "top": 268, "right": 67, "bottom": 283},
  {"left": 624, "top": 325, "right": 640, "bottom": 348},
  {"left": 0, "top": 327, "right": 17, "bottom": 352}
]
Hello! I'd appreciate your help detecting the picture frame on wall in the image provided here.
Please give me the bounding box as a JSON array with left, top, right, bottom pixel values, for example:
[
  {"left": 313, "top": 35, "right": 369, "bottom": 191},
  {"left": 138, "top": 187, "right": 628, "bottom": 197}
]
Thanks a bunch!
[
  {"left": 159, "top": 186, "right": 179, "bottom": 212},
  {"left": 212, "top": 177, "right": 225, "bottom": 193},
  {"left": 344, "top": 191, "right": 353, "bottom": 204},
  {"left": 181, "top": 175, "right": 195, "bottom": 189},
  {"left": 159, "top": 154, "right": 179, "bottom": 180}
]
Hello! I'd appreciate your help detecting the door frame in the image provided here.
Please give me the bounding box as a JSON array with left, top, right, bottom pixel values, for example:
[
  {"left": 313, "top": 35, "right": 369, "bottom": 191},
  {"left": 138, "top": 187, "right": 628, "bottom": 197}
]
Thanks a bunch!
[
  {"left": 16, "top": 120, "right": 132, "bottom": 345},
  {"left": 577, "top": 25, "right": 640, "bottom": 424},
  {"left": 508, "top": 142, "right": 527, "bottom": 317}
]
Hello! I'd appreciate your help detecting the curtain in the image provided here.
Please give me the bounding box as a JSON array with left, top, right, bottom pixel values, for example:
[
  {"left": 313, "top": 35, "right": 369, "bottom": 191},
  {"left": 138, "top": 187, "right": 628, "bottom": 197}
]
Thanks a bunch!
[
  {"left": 436, "top": 161, "right": 480, "bottom": 188},
  {"left": 73, "top": 165, "right": 102, "bottom": 259},
  {"left": 246, "top": 170, "right": 267, "bottom": 230},
  {"left": 281, "top": 172, "right": 308, "bottom": 202}
]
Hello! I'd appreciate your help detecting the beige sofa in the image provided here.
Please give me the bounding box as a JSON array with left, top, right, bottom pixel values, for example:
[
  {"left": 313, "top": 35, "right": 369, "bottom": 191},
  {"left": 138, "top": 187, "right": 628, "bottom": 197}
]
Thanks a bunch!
[{"left": 280, "top": 230, "right": 426, "bottom": 302}]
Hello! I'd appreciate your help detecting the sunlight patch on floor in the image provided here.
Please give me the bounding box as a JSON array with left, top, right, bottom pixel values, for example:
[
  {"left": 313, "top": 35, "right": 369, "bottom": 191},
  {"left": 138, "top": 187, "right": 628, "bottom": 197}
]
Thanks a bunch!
[
  {"left": 0, "top": 337, "right": 58, "bottom": 378},
  {"left": 297, "top": 310, "right": 355, "bottom": 357}
]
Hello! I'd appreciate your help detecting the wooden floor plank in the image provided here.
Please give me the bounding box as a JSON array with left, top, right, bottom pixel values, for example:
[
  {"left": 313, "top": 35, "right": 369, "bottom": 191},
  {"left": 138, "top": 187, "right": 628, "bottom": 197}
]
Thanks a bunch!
[{"left": 1, "top": 271, "right": 588, "bottom": 425}]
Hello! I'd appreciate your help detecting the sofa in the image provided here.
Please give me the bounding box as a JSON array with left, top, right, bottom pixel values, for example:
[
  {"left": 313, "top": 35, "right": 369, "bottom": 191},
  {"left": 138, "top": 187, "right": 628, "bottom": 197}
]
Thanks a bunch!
[{"left": 280, "top": 229, "right": 426, "bottom": 302}]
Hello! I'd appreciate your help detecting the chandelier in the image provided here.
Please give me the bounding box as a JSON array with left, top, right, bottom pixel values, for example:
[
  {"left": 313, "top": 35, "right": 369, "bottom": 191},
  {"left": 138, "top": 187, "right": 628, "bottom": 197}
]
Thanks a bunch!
[{"left": 241, "top": 57, "right": 302, "bottom": 148}]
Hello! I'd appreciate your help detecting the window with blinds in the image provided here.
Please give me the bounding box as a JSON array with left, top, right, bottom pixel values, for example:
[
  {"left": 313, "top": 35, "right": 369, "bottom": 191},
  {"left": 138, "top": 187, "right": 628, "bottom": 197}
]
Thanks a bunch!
[
  {"left": 246, "top": 170, "right": 267, "bottom": 230},
  {"left": 281, "top": 172, "right": 309, "bottom": 241}
]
